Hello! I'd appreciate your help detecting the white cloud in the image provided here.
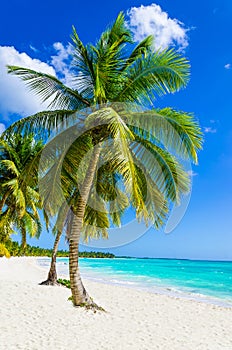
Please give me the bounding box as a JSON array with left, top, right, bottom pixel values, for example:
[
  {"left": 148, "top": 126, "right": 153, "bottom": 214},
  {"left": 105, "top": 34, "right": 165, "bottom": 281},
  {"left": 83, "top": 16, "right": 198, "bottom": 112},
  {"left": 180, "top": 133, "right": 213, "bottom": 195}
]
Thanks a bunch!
[
  {"left": 0, "top": 46, "right": 57, "bottom": 120},
  {"left": 204, "top": 126, "right": 217, "bottom": 134},
  {"left": 51, "top": 42, "right": 74, "bottom": 87},
  {"left": 51, "top": 42, "right": 72, "bottom": 71},
  {"left": 0, "top": 122, "right": 6, "bottom": 135},
  {"left": 29, "top": 45, "right": 39, "bottom": 53},
  {"left": 187, "top": 170, "right": 198, "bottom": 177},
  {"left": 127, "top": 4, "right": 189, "bottom": 51},
  {"left": 224, "top": 63, "right": 231, "bottom": 70}
]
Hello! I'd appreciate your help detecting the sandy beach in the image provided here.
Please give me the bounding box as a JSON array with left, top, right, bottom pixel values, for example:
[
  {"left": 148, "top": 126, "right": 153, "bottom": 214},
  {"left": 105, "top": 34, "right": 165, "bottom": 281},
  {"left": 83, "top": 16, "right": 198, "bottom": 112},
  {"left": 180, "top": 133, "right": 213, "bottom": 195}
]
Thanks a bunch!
[{"left": 0, "top": 257, "right": 232, "bottom": 350}]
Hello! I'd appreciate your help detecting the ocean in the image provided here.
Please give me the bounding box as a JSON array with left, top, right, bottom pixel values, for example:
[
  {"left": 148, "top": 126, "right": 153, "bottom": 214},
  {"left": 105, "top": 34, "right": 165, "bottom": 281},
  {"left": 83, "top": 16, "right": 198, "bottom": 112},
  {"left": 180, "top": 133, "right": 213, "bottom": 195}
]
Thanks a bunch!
[{"left": 37, "top": 257, "right": 232, "bottom": 307}]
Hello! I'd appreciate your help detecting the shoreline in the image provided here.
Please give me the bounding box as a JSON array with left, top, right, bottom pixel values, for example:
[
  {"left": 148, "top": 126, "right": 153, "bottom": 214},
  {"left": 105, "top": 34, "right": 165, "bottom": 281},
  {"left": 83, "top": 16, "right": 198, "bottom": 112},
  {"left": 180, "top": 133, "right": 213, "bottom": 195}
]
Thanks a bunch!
[
  {"left": 37, "top": 256, "right": 232, "bottom": 309},
  {"left": 1, "top": 257, "right": 232, "bottom": 349},
  {"left": 80, "top": 275, "right": 232, "bottom": 309}
]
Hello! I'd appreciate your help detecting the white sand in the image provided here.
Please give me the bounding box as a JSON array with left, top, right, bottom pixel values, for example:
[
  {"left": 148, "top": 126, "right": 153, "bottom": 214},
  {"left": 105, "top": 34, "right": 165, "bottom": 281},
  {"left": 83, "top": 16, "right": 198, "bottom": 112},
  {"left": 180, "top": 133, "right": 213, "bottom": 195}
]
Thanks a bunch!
[{"left": 0, "top": 257, "right": 232, "bottom": 350}]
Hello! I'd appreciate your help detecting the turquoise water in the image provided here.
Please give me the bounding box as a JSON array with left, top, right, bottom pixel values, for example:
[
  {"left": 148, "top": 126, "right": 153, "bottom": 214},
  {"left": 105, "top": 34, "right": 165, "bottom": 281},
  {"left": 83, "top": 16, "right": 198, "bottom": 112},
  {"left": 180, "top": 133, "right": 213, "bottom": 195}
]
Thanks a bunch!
[{"left": 38, "top": 257, "right": 232, "bottom": 307}]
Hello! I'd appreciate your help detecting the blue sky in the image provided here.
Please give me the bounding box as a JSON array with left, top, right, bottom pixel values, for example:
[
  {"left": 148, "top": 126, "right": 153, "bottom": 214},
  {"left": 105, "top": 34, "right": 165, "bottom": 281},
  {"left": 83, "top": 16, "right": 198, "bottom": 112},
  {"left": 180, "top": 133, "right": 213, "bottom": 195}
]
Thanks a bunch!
[{"left": 0, "top": 1, "right": 232, "bottom": 260}]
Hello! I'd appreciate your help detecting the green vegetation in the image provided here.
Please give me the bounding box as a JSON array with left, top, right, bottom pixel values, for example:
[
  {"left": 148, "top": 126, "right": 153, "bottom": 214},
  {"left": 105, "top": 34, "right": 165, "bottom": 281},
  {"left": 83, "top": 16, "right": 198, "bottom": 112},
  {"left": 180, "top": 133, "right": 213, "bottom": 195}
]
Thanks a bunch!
[
  {"left": 62, "top": 281, "right": 105, "bottom": 312},
  {"left": 2, "top": 12, "right": 203, "bottom": 309},
  {"left": 58, "top": 278, "right": 71, "bottom": 288},
  {"left": 0, "top": 243, "right": 10, "bottom": 258},
  {"left": 3, "top": 240, "right": 115, "bottom": 258},
  {"left": 0, "top": 134, "right": 43, "bottom": 251},
  {"left": 77, "top": 251, "right": 115, "bottom": 259}
]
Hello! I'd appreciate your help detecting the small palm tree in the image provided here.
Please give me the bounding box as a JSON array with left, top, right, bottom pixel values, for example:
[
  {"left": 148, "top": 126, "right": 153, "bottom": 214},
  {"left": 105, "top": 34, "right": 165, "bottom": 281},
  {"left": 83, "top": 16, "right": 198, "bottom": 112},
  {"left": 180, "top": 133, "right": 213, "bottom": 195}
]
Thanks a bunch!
[
  {"left": 0, "top": 133, "right": 43, "bottom": 251},
  {"left": 39, "top": 202, "right": 69, "bottom": 285},
  {"left": 5, "top": 13, "right": 203, "bottom": 307}
]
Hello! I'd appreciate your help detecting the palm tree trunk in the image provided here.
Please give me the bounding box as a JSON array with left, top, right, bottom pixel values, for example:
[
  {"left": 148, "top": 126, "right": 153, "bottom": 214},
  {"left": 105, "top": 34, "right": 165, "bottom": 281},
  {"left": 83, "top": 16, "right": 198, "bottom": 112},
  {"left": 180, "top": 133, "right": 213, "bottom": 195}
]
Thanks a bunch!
[
  {"left": 21, "top": 227, "right": 27, "bottom": 251},
  {"left": 69, "top": 144, "right": 101, "bottom": 307},
  {"left": 69, "top": 212, "right": 93, "bottom": 305},
  {"left": 39, "top": 230, "right": 62, "bottom": 286}
]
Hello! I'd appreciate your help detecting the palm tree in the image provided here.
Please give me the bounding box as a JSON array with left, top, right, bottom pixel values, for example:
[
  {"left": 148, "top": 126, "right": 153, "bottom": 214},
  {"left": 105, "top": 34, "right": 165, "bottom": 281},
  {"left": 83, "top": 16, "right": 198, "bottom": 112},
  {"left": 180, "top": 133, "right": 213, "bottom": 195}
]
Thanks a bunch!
[
  {"left": 39, "top": 229, "right": 62, "bottom": 285},
  {"left": 5, "top": 13, "right": 203, "bottom": 307},
  {"left": 39, "top": 202, "right": 69, "bottom": 285},
  {"left": 0, "top": 133, "right": 43, "bottom": 251}
]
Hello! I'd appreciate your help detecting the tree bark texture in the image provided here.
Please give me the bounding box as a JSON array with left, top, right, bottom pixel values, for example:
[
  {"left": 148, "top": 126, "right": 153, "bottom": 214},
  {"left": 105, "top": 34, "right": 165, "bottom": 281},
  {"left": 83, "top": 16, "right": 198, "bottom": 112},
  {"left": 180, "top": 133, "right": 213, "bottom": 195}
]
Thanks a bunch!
[{"left": 69, "top": 144, "right": 101, "bottom": 306}]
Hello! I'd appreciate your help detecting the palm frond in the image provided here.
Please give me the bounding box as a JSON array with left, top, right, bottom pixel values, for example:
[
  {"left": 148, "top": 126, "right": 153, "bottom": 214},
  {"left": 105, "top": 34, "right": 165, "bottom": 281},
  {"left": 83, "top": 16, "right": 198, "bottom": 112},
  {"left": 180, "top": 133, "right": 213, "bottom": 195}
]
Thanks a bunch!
[
  {"left": 0, "top": 160, "right": 19, "bottom": 176},
  {"left": 131, "top": 163, "right": 168, "bottom": 226},
  {"left": 106, "top": 12, "right": 133, "bottom": 46},
  {"left": 52, "top": 202, "right": 71, "bottom": 235},
  {"left": 21, "top": 211, "right": 42, "bottom": 239},
  {"left": 82, "top": 195, "right": 110, "bottom": 242},
  {"left": 39, "top": 127, "right": 93, "bottom": 216},
  {"left": 7, "top": 66, "right": 90, "bottom": 109},
  {"left": 88, "top": 107, "right": 149, "bottom": 217},
  {"left": 95, "top": 161, "right": 129, "bottom": 226},
  {"left": 130, "top": 137, "right": 190, "bottom": 203},
  {"left": 122, "top": 108, "right": 203, "bottom": 163},
  {"left": 116, "top": 49, "right": 190, "bottom": 105},
  {"left": 2, "top": 110, "right": 77, "bottom": 139},
  {"left": 0, "top": 209, "right": 14, "bottom": 237},
  {"left": 124, "top": 35, "right": 154, "bottom": 67},
  {"left": 71, "top": 27, "right": 95, "bottom": 99}
]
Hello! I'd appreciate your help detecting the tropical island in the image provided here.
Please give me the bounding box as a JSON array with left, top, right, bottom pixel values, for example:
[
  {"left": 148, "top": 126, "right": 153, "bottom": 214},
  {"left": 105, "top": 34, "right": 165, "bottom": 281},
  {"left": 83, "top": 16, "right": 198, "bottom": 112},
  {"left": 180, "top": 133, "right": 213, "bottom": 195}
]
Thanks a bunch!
[{"left": 0, "top": 6, "right": 231, "bottom": 350}]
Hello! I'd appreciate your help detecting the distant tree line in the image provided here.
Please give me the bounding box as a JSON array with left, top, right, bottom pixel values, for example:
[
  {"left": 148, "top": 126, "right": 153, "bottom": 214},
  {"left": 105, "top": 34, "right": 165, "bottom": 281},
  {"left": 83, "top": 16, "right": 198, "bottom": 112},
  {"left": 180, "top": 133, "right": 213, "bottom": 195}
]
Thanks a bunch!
[{"left": 1, "top": 240, "right": 115, "bottom": 258}]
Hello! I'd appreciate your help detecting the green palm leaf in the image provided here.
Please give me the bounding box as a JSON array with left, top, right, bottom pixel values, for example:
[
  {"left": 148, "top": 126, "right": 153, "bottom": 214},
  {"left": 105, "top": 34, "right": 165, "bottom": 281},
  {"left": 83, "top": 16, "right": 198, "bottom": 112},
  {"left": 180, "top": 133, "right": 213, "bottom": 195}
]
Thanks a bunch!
[
  {"left": 7, "top": 66, "right": 90, "bottom": 109},
  {"left": 116, "top": 49, "right": 190, "bottom": 104},
  {"left": 124, "top": 35, "right": 154, "bottom": 67},
  {"left": 2, "top": 110, "right": 76, "bottom": 138},
  {"left": 0, "top": 133, "right": 43, "bottom": 247},
  {"left": 123, "top": 108, "right": 202, "bottom": 163}
]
